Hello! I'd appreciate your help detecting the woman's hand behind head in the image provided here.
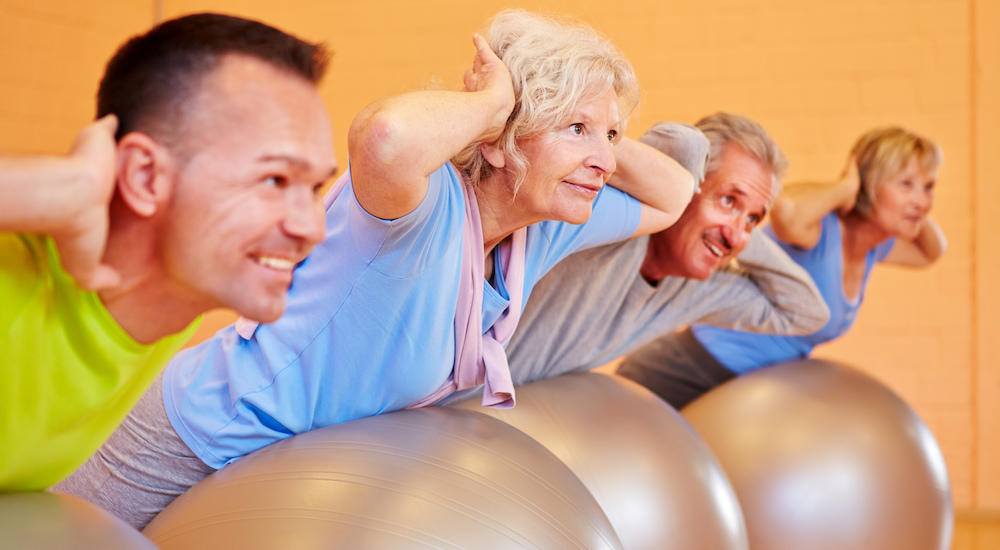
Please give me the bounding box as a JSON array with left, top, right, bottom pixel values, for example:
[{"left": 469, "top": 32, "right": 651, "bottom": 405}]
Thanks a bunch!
[{"left": 462, "top": 34, "right": 514, "bottom": 145}]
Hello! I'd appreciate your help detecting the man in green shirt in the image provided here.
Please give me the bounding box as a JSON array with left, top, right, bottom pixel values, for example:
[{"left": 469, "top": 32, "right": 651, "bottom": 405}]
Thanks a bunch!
[{"left": 0, "top": 13, "right": 337, "bottom": 491}]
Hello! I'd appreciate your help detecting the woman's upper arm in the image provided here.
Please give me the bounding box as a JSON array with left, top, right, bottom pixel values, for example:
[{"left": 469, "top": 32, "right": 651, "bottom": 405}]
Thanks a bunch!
[
  {"left": 629, "top": 203, "right": 683, "bottom": 238},
  {"left": 767, "top": 183, "right": 842, "bottom": 249},
  {"left": 768, "top": 197, "right": 822, "bottom": 249},
  {"left": 347, "top": 105, "right": 431, "bottom": 221}
]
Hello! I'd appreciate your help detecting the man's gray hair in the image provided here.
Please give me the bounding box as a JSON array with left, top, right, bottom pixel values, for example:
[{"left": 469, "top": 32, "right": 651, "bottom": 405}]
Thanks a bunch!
[{"left": 695, "top": 112, "right": 788, "bottom": 199}]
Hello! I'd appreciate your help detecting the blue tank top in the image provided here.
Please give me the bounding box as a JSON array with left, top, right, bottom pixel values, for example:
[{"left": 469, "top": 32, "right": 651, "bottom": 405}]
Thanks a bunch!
[{"left": 691, "top": 213, "right": 894, "bottom": 374}]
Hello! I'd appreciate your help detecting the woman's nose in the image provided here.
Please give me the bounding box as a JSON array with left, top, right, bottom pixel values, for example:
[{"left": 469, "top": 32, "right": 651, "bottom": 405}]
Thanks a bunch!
[{"left": 588, "top": 137, "right": 616, "bottom": 176}]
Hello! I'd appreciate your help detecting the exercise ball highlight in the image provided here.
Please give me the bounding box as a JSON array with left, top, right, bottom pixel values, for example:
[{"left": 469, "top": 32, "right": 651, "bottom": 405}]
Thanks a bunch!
[
  {"left": 454, "top": 372, "right": 748, "bottom": 550},
  {"left": 0, "top": 492, "right": 157, "bottom": 549},
  {"left": 682, "top": 359, "right": 953, "bottom": 550},
  {"left": 143, "top": 407, "right": 623, "bottom": 550}
]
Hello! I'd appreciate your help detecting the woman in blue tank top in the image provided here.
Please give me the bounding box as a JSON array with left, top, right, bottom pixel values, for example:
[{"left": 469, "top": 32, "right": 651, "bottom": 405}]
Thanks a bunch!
[{"left": 619, "top": 126, "right": 947, "bottom": 408}]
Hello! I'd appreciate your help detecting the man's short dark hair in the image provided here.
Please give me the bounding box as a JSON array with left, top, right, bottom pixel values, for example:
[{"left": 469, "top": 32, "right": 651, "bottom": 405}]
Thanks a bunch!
[{"left": 97, "top": 13, "right": 329, "bottom": 142}]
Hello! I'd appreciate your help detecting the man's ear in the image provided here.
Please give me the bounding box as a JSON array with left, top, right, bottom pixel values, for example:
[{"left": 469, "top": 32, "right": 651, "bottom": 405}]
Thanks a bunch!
[
  {"left": 115, "top": 132, "right": 174, "bottom": 217},
  {"left": 480, "top": 141, "right": 505, "bottom": 169}
]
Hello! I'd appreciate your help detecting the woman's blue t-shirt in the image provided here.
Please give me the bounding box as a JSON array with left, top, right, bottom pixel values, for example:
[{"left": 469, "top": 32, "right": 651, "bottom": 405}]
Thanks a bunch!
[
  {"left": 163, "top": 162, "right": 640, "bottom": 468},
  {"left": 691, "top": 213, "right": 895, "bottom": 374}
]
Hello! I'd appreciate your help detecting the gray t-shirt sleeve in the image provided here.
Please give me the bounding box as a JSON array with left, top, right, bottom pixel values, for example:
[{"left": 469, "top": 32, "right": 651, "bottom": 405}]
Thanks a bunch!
[{"left": 675, "top": 230, "right": 830, "bottom": 335}]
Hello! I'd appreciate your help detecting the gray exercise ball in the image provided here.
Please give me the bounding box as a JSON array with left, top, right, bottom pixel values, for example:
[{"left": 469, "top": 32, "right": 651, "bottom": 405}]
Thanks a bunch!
[
  {"left": 143, "top": 407, "right": 623, "bottom": 550},
  {"left": 682, "top": 359, "right": 953, "bottom": 550},
  {"left": 0, "top": 491, "right": 157, "bottom": 549},
  {"left": 453, "top": 372, "right": 748, "bottom": 550}
]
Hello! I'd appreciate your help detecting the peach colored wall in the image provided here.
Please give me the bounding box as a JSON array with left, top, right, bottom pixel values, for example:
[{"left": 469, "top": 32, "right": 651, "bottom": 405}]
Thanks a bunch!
[
  {"left": 973, "top": 0, "right": 1000, "bottom": 511},
  {"left": 2, "top": 0, "right": 996, "bottom": 511},
  {"left": 0, "top": 1, "right": 155, "bottom": 153}
]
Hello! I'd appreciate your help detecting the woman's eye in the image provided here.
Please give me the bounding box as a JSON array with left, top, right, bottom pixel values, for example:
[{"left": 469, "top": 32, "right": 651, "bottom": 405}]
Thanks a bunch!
[
  {"left": 570, "top": 123, "right": 584, "bottom": 135},
  {"left": 607, "top": 129, "right": 618, "bottom": 142},
  {"left": 747, "top": 214, "right": 761, "bottom": 226},
  {"left": 264, "top": 176, "right": 287, "bottom": 188},
  {"left": 901, "top": 179, "right": 912, "bottom": 188},
  {"left": 721, "top": 195, "right": 734, "bottom": 207}
]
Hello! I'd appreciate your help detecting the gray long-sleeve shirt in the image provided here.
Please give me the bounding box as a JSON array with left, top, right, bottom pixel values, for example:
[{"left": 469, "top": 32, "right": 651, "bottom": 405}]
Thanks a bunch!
[{"left": 443, "top": 229, "right": 829, "bottom": 405}]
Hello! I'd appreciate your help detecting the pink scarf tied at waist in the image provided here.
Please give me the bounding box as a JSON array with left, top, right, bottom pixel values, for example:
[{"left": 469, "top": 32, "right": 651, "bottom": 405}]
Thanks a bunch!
[{"left": 235, "top": 170, "right": 524, "bottom": 410}]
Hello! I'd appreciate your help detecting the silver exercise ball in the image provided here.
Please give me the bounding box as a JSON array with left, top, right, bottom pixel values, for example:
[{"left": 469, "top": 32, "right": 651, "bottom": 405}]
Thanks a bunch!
[
  {"left": 682, "top": 359, "right": 953, "bottom": 550},
  {"left": 0, "top": 491, "right": 157, "bottom": 549},
  {"left": 454, "top": 372, "right": 748, "bottom": 550},
  {"left": 143, "top": 407, "right": 622, "bottom": 550}
]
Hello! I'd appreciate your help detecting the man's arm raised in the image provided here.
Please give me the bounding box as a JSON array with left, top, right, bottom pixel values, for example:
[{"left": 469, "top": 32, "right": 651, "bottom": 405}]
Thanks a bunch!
[{"left": 0, "top": 115, "right": 120, "bottom": 290}]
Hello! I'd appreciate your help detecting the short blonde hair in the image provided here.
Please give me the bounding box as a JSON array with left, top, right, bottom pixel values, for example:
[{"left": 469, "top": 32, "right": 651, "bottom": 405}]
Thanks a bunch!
[
  {"left": 850, "top": 127, "right": 942, "bottom": 218},
  {"left": 695, "top": 112, "right": 788, "bottom": 200},
  {"left": 452, "top": 9, "right": 639, "bottom": 193}
]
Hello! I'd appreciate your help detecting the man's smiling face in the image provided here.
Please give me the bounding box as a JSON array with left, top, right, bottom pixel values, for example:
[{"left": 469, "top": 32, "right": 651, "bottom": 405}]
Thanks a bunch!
[
  {"left": 648, "top": 142, "right": 775, "bottom": 280},
  {"left": 158, "top": 55, "right": 336, "bottom": 322}
]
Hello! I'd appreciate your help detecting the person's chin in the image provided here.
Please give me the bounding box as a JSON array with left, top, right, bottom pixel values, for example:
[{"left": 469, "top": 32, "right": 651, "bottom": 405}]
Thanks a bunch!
[
  {"left": 684, "top": 247, "right": 725, "bottom": 280},
  {"left": 554, "top": 207, "right": 593, "bottom": 225},
  {"left": 679, "top": 260, "right": 715, "bottom": 281},
  {"left": 241, "top": 301, "right": 285, "bottom": 324},
  {"left": 689, "top": 268, "right": 715, "bottom": 281},
  {"left": 228, "top": 286, "right": 287, "bottom": 323},
  {"left": 895, "top": 222, "right": 922, "bottom": 240}
]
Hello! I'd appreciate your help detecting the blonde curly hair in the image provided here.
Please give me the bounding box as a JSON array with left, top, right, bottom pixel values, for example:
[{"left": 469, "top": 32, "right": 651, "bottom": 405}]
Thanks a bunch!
[
  {"left": 849, "top": 127, "right": 942, "bottom": 218},
  {"left": 451, "top": 9, "right": 639, "bottom": 194}
]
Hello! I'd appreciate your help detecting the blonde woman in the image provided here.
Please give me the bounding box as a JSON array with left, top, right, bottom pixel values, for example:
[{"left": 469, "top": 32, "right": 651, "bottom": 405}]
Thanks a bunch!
[
  {"left": 619, "top": 126, "right": 946, "bottom": 408},
  {"left": 57, "top": 9, "right": 696, "bottom": 528}
]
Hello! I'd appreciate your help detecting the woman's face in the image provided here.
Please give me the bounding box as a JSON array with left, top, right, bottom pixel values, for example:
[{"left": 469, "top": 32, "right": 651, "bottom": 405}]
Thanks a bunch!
[
  {"left": 513, "top": 88, "right": 619, "bottom": 225},
  {"left": 871, "top": 157, "right": 936, "bottom": 239}
]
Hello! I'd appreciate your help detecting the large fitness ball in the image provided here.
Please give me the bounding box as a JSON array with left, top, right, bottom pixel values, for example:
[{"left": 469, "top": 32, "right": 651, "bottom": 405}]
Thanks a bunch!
[
  {"left": 0, "top": 492, "right": 157, "bottom": 549},
  {"left": 682, "top": 359, "right": 953, "bottom": 550},
  {"left": 454, "top": 372, "right": 748, "bottom": 550},
  {"left": 143, "top": 407, "right": 622, "bottom": 550}
]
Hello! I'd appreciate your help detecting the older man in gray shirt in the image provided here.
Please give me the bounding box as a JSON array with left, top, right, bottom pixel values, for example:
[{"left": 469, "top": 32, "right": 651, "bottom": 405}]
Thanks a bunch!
[{"left": 446, "top": 112, "right": 829, "bottom": 408}]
